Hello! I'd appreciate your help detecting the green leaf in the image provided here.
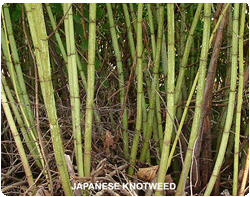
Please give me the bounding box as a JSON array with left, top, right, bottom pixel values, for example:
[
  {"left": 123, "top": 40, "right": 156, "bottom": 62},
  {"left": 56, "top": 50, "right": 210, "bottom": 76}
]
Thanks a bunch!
[
  {"left": 73, "top": 15, "right": 81, "bottom": 24},
  {"left": 95, "top": 60, "right": 101, "bottom": 70},
  {"left": 81, "top": 39, "right": 88, "bottom": 51},
  {"left": 11, "top": 4, "right": 22, "bottom": 22},
  {"left": 96, "top": 5, "right": 103, "bottom": 18}
]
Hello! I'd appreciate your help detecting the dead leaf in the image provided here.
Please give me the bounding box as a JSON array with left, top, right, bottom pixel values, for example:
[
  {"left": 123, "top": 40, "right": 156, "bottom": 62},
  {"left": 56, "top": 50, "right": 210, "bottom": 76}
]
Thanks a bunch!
[
  {"left": 35, "top": 187, "right": 50, "bottom": 196},
  {"left": 165, "top": 174, "right": 173, "bottom": 183},
  {"left": 135, "top": 165, "right": 159, "bottom": 182},
  {"left": 104, "top": 130, "right": 114, "bottom": 150}
]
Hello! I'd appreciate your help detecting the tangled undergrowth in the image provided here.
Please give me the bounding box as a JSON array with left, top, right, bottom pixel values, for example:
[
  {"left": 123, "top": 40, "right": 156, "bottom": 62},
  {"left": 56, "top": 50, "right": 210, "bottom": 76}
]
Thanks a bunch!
[{"left": 2, "top": 84, "right": 249, "bottom": 195}]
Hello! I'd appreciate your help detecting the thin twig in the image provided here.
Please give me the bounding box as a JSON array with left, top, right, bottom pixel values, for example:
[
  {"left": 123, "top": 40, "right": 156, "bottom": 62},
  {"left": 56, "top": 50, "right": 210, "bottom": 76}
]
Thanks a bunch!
[{"left": 46, "top": 3, "right": 73, "bottom": 40}]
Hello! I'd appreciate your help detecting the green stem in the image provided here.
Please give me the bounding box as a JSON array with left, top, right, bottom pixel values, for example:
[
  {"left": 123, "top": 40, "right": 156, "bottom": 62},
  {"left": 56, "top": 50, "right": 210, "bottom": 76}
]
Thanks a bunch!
[
  {"left": 155, "top": 4, "right": 175, "bottom": 195},
  {"left": 1, "top": 82, "right": 35, "bottom": 189},
  {"left": 204, "top": 3, "right": 239, "bottom": 195},
  {"left": 174, "top": 3, "right": 203, "bottom": 116},
  {"left": 2, "top": 3, "right": 47, "bottom": 162},
  {"left": 176, "top": 3, "right": 211, "bottom": 195},
  {"left": 233, "top": 3, "right": 246, "bottom": 196},
  {"left": 63, "top": 3, "right": 84, "bottom": 177},
  {"left": 128, "top": 3, "right": 143, "bottom": 177},
  {"left": 24, "top": 4, "right": 73, "bottom": 195},
  {"left": 84, "top": 3, "right": 96, "bottom": 177},
  {"left": 139, "top": 3, "right": 164, "bottom": 162},
  {"left": 122, "top": 3, "right": 136, "bottom": 60},
  {"left": 106, "top": 3, "right": 129, "bottom": 158}
]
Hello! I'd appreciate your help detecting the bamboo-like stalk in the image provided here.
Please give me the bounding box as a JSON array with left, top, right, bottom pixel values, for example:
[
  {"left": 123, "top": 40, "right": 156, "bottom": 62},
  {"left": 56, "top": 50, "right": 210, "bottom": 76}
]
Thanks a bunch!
[
  {"left": 233, "top": 3, "right": 246, "bottom": 196},
  {"left": 176, "top": 3, "right": 186, "bottom": 121},
  {"left": 215, "top": 4, "right": 233, "bottom": 154},
  {"left": 172, "top": 10, "right": 182, "bottom": 178},
  {"left": 143, "top": 3, "right": 156, "bottom": 101},
  {"left": 62, "top": 3, "right": 84, "bottom": 178},
  {"left": 204, "top": 3, "right": 239, "bottom": 195},
  {"left": 128, "top": 3, "right": 143, "bottom": 177},
  {"left": 2, "top": 4, "right": 37, "bottom": 136},
  {"left": 122, "top": 3, "right": 136, "bottom": 60},
  {"left": 239, "top": 149, "right": 249, "bottom": 196},
  {"left": 1, "top": 27, "right": 40, "bottom": 165},
  {"left": 154, "top": 4, "right": 175, "bottom": 195},
  {"left": 161, "top": 35, "right": 168, "bottom": 97},
  {"left": 84, "top": 3, "right": 96, "bottom": 177},
  {"left": 129, "top": 3, "right": 137, "bottom": 35},
  {"left": 24, "top": 4, "right": 73, "bottom": 195},
  {"left": 154, "top": 4, "right": 164, "bottom": 154},
  {"left": 166, "top": 68, "right": 200, "bottom": 173},
  {"left": 1, "top": 5, "right": 44, "bottom": 170},
  {"left": 2, "top": 16, "right": 39, "bottom": 190},
  {"left": 139, "top": 3, "right": 164, "bottom": 162},
  {"left": 176, "top": 3, "right": 211, "bottom": 195},
  {"left": 45, "top": 3, "right": 68, "bottom": 61},
  {"left": 76, "top": 55, "right": 103, "bottom": 137},
  {"left": 241, "top": 122, "right": 249, "bottom": 171},
  {"left": 155, "top": 95, "right": 163, "bottom": 154},
  {"left": 1, "top": 74, "right": 34, "bottom": 155},
  {"left": 1, "top": 83, "right": 35, "bottom": 189},
  {"left": 189, "top": 38, "right": 195, "bottom": 92},
  {"left": 46, "top": 3, "right": 102, "bottom": 137},
  {"left": 209, "top": 3, "right": 230, "bottom": 45},
  {"left": 147, "top": 3, "right": 156, "bottom": 59},
  {"left": 174, "top": 3, "right": 203, "bottom": 115},
  {"left": 106, "top": 3, "right": 129, "bottom": 158},
  {"left": 142, "top": 52, "right": 152, "bottom": 162}
]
